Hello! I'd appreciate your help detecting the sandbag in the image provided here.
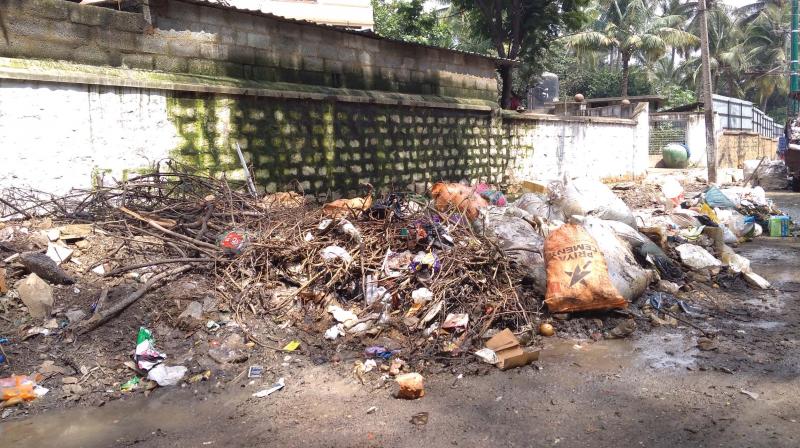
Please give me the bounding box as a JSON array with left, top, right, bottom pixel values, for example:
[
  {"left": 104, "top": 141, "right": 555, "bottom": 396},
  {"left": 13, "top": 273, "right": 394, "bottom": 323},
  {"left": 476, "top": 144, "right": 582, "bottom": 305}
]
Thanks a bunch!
[
  {"left": 581, "top": 217, "right": 654, "bottom": 302},
  {"left": 543, "top": 224, "right": 627, "bottom": 313},
  {"left": 552, "top": 178, "right": 636, "bottom": 228},
  {"left": 484, "top": 208, "right": 546, "bottom": 294}
]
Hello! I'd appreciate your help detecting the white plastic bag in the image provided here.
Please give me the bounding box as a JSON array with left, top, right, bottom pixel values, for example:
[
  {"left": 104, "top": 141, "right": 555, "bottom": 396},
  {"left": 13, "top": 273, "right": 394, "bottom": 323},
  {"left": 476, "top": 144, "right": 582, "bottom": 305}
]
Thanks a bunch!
[
  {"left": 320, "top": 245, "right": 352, "bottom": 264},
  {"left": 553, "top": 178, "right": 636, "bottom": 228},
  {"left": 675, "top": 244, "right": 722, "bottom": 270},
  {"left": 147, "top": 364, "right": 188, "bottom": 386}
]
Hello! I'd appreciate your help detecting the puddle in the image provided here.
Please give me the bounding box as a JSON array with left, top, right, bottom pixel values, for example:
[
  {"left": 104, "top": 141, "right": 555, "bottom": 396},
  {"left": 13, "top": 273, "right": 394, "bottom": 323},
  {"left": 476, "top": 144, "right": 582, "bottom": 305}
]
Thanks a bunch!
[
  {"left": 0, "top": 391, "right": 224, "bottom": 447},
  {"left": 542, "top": 331, "right": 698, "bottom": 371},
  {"left": 635, "top": 332, "right": 698, "bottom": 369},
  {"left": 736, "top": 239, "right": 800, "bottom": 289},
  {"left": 733, "top": 320, "right": 785, "bottom": 330}
]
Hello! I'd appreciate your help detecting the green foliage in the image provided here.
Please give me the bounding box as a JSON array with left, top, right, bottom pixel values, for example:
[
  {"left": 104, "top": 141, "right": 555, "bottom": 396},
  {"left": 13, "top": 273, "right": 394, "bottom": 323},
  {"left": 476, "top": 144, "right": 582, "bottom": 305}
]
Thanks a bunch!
[
  {"left": 371, "top": 0, "right": 454, "bottom": 47},
  {"left": 657, "top": 84, "right": 697, "bottom": 110},
  {"left": 449, "top": 0, "right": 590, "bottom": 107}
]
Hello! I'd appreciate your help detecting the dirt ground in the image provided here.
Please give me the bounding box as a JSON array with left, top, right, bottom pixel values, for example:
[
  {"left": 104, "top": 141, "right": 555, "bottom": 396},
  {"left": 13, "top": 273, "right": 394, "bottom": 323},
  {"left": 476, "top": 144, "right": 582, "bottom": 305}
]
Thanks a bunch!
[{"left": 2, "top": 193, "right": 800, "bottom": 448}]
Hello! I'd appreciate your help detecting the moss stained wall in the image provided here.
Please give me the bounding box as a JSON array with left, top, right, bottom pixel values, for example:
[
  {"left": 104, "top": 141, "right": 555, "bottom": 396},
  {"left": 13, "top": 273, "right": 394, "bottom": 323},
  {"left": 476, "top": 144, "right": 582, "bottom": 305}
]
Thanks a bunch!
[{"left": 167, "top": 92, "right": 534, "bottom": 196}]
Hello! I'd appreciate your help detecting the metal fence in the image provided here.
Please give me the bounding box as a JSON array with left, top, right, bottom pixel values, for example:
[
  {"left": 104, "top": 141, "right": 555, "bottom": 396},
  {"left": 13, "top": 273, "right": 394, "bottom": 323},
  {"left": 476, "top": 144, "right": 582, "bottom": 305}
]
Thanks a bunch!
[
  {"left": 649, "top": 115, "right": 688, "bottom": 155},
  {"left": 713, "top": 94, "right": 783, "bottom": 138}
]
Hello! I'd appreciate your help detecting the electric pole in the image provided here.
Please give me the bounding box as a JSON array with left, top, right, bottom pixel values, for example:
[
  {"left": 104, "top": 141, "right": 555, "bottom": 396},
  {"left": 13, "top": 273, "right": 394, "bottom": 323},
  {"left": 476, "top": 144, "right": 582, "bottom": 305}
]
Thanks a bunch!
[
  {"left": 699, "top": 0, "right": 717, "bottom": 184},
  {"left": 791, "top": 0, "right": 798, "bottom": 115}
]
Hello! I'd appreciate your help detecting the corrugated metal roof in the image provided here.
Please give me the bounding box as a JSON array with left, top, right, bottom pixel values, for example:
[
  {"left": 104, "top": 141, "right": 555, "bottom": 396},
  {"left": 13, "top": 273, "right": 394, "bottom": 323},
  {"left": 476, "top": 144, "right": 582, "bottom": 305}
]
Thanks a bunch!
[{"left": 175, "top": 0, "right": 514, "bottom": 64}]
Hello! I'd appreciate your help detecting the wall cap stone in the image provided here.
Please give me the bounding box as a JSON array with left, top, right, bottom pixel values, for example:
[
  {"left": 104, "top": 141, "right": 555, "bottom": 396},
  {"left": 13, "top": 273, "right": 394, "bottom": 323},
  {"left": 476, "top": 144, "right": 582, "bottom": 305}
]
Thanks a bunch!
[
  {"left": 501, "top": 110, "right": 637, "bottom": 126},
  {"left": 0, "top": 57, "right": 496, "bottom": 112}
]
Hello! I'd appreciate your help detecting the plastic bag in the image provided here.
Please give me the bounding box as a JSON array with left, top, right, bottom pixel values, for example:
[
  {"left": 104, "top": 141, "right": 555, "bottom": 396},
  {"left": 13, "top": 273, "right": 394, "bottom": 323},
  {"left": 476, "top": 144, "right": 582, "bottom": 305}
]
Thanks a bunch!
[
  {"left": 543, "top": 224, "right": 627, "bottom": 313},
  {"left": 484, "top": 208, "right": 546, "bottom": 293},
  {"left": 704, "top": 186, "right": 736, "bottom": 209},
  {"left": 147, "top": 364, "right": 188, "bottom": 387},
  {"left": 659, "top": 176, "right": 684, "bottom": 207},
  {"left": 581, "top": 217, "right": 654, "bottom": 302},
  {"left": 512, "top": 193, "right": 565, "bottom": 222},
  {"left": 552, "top": 178, "right": 636, "bottom": 228},
  {"left": 1, "top": 374, "right": 45, "bottom": 406},
  {"left": 135, "top": 327, "right": 166, "bottom": 371},
  {"left": 430, "top": 182, "right": 488, "bottom": 220},
  {"left": 675, "top": 244, "right": 722, "bottom": 270}
]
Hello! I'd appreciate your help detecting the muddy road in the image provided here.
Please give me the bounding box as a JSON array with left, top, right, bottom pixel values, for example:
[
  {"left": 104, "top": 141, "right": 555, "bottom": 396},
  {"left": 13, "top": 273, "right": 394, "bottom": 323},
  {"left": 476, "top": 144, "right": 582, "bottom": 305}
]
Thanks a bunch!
[{"left": 2, "top": 193, "right": 800, "bottom": 448}]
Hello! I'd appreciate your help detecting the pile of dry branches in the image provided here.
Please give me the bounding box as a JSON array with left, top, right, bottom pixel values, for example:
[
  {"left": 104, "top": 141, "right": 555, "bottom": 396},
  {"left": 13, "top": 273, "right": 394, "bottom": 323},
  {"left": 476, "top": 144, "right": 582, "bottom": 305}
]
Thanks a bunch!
[{"left": 1, "top": 166, "right": 537, "bottom": 353}]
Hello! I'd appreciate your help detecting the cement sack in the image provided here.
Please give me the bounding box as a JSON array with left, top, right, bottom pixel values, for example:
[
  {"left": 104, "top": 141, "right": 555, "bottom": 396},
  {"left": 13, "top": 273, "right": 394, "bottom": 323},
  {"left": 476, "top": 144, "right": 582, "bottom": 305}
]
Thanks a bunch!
[
  {"left": 484, "top": 208, "right": 546, "bottom": 294},
  {"left": 513, "top": 193, "right": 566, "bottom": 223},
  {"left": 552, "top": 178, "right": 637, "bottom": 228},
  {"left": 543, "top": 224, "right": 627, "bottom": 313},
  {"left": 581, "top": 217, "right": 654, "bottom": 302},
  {"left": 744, "top": 159, "right": 789, "bottom": 190}
]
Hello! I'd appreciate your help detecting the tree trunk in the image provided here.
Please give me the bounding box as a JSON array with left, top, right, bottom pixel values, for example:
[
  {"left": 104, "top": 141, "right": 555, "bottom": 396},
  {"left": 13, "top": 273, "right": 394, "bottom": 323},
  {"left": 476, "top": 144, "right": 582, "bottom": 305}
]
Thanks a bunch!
[
  {"left": 621, "top": 53, "right": 630, "bottom": 98},
  {"left": 698, "top": 0, "right": 717, "bottom": 183},
  {"left": 499, "top": 64, "right": 513, "bottom": 109}
]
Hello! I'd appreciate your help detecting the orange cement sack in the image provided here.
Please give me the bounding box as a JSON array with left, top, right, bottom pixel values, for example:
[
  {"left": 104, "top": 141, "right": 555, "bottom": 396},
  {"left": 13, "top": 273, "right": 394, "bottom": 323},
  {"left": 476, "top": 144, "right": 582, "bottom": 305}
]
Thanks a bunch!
[{"left": 543, "top": 224, "right": 627, "bottom": 313}]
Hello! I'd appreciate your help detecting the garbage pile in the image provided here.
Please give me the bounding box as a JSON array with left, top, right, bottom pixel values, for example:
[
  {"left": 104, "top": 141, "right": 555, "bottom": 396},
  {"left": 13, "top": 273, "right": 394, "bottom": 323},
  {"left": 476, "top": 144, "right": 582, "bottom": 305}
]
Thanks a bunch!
[
  {"left": 0, "top": 165, "right": 791, "bottom": 408},
  {"left": 0, "top": 168, "right": 540, "bottom": 405}
]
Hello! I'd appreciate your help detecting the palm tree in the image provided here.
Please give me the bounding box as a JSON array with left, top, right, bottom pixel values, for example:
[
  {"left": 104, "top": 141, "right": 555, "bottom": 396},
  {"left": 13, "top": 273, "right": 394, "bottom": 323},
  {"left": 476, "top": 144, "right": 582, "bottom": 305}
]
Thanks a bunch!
[
  {"left": 679, "top": 4, "right": 748, "bottom": 98},
  {"left": 735, "top": 0, "right": 786, "bottom": 25},
  {"left": 562, "top": 0, "right": 698, "bottom": 97},
  {"left": 741, "top": 3, "right": 789, "bottom": 109}
]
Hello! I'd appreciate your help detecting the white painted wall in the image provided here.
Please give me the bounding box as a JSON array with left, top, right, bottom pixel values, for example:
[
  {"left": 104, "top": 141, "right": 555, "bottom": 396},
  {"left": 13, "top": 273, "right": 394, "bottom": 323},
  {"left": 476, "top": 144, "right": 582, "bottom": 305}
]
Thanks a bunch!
[
  {"left": 508, "top": 104, "right": 650, "bottom": 182},
  {"left": 0, "top": 79, "right": 179, "bottom": 195},
  {"left": 1, "top": 80, "right": 650, "bottom": 197},
  {"left": 684, "top": 112, "right": 723, "bottom": 167}
]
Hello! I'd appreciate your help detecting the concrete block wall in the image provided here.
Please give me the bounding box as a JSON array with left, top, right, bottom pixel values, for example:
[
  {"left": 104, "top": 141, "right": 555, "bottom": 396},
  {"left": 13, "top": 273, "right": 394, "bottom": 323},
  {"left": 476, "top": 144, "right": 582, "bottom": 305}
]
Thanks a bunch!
[
  {"left": 168, "top": 92, "right": 508, "bottom": 196},
  {"left": 0, "top": 78, "right": 648, "bottom": 197},
  {"left": 0, "top": 0, "right": 498, "bottom": 101},
  {"left": 717, "top": 132, "right": 777, "bottom": 168}
]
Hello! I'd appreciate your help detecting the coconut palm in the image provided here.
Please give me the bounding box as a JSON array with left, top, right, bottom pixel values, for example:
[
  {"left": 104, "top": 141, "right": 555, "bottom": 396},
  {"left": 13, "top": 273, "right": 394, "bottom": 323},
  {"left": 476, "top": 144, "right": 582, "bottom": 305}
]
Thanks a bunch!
[
  {"left": 562, "top": 0, "right": 699, "bottom": 97},
  {"left": 735, "top": 0, "right": 786, "bottom": 26},
  {"left": 741, "top": 3, "right": 789, "bottom": 109},
  {"left": 679, "top": 4, "right": 748, "bottom": 98}
]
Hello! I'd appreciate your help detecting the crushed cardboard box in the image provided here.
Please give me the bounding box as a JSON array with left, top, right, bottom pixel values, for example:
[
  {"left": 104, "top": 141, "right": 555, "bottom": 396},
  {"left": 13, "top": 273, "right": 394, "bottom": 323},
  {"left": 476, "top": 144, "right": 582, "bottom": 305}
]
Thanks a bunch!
[{"left": 477, "top": 329, "right": 540, "bottom": 370}]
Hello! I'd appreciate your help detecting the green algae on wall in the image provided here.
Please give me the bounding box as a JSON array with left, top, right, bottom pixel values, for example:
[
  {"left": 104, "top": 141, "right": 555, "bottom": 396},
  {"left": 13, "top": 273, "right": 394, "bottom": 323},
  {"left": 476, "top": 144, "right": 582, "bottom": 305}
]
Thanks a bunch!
[{"left": 166, "top": 91, "right": 523, "bottom": 196}]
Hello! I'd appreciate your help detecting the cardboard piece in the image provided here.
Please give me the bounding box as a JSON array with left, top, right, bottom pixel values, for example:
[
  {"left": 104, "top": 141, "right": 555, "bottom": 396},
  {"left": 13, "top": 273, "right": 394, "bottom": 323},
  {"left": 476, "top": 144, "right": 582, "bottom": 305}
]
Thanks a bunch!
[
  {"left": 484, "top": 329, "right": 540, "bottom": 370},
  {"left": 520, "top": 180, "right": 549, "bottom": 195}
]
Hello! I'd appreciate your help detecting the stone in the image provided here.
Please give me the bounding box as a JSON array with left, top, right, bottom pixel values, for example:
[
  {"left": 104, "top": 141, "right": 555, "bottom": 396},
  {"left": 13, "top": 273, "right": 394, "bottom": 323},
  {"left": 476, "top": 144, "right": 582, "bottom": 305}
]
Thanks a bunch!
[
  {"left": 208, "top": 333, "right": 249, "bottom": 364},
  {"left": 657, "top": 280, "right": 681, "bottom": 295},
  {"left": 38, "top": 360, "right": 68, "bottom": 375},
  {"left": 46, "top": 228, "right": 61, "bottom": 242},
  {"left": 74, "top": 240, "right": 90, "bottom": 250},
  {"left": 179, "top": 301, "right": 203, "bottom": 320},
  {"left": 44, "top": 318, "right": 59, "bottom": 329},
  {"left": 46, "top": 243, "right": 74, "bottom": 265},
  {"left": 178, "top": 300, "right": 204, "bottom": 329},
  {"left": 58, "top": 224, "right": 92, "bottom": 241},
  {"left": 19, "top": 252, "right": 75, "bottom": 285},
  {"left": 61, "top": 376, "right": 78, "bottom": 385},
  {"left": 16, "top": 273, "right": 54, "bottom": 318},
  {"left": 65, "top": 309, "right": 87, "bottom": 323},
  {"left": 395, "top": 373, "right": 425, "bottom": 399}
]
